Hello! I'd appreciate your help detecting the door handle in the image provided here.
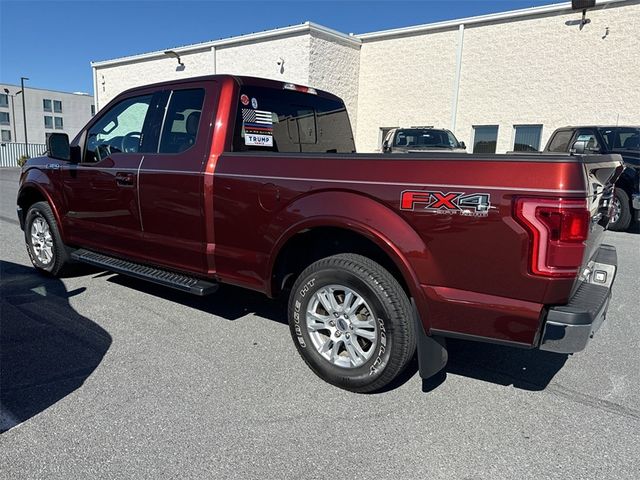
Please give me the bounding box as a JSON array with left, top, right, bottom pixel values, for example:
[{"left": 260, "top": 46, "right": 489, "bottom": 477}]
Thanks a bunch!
[{"left": 115, "top": 172, "right": 134, "bottom": 187}]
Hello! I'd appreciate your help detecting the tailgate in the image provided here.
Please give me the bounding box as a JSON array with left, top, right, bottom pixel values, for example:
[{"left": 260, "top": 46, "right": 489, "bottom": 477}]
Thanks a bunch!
[{"left": 576, "top": 154, "right": 624, "bottom": 288}]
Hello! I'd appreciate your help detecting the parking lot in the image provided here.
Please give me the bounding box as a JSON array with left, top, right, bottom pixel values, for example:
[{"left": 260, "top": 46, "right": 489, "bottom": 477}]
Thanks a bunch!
[{"left": 1, "top": 166, "right": 639, "bottom": 479}]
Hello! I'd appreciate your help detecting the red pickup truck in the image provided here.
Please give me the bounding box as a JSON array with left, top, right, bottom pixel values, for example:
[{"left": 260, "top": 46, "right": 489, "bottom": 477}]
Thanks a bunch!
[{"left": 17, "top": 75, "right": 622, "bottom": 392}]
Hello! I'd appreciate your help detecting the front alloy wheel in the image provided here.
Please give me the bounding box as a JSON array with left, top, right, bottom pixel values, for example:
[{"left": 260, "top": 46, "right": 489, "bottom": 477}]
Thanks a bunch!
[{"left": 30, "top": 215, "right": 54, "bottom": 265}]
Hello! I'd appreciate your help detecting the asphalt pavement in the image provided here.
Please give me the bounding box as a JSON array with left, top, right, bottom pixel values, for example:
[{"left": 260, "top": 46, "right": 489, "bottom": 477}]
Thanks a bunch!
[{"left": 1, "top": 167, "right": 639, "bottom": 479}]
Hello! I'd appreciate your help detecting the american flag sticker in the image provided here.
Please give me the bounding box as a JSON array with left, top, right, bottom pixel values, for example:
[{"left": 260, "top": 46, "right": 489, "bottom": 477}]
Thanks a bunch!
[{"left": 242, "top": 108, "right": 273, "bottom": 128}]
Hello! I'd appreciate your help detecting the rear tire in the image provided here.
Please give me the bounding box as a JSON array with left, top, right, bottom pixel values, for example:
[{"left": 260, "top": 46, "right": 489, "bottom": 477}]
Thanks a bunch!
[
  {"left": 288, "top": 253, "right": 416, "bottom": 393},
  {"left": 24, "top": 201, "right": 70, "bottom": 276},
  {"left": 608, "top": 188, "right": 631, "bottom": 232}
]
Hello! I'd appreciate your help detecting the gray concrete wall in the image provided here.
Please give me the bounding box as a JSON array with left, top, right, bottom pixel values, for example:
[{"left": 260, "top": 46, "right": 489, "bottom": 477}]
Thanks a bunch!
[{"left": 1, "top": 84, "right": 94, "bottom": 144}]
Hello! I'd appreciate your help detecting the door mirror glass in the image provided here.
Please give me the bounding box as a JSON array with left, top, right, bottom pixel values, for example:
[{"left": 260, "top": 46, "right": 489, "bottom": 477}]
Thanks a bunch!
[
  {"left": 571, "top": 140, "right": 587, "bottom": 154},
  {"left": 459, "top": 141, "right": 466, "bottom": 149},
  {"left": 47, "top": 133, "right": 70, "bottom": 161},
  {"left": 382, "top": 140, "right": 390, "bottom": 151}
]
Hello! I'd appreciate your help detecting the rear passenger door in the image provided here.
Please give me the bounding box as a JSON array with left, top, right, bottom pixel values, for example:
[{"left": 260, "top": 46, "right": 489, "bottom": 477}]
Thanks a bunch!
[{"left": 137, "top": 81, "right": 220, "bottom": 274}]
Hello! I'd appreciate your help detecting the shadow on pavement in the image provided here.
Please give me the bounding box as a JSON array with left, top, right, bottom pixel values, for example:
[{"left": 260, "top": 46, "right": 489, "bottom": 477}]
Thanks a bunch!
[
  {"left": 420, "top": 339, "right": 568, "bottom": 392},
  {"left": 0, "top": 261, "right": 112, "bottom": 433},
  {"left": 106, "top": 273, "right": 568, "bottom": 393}
]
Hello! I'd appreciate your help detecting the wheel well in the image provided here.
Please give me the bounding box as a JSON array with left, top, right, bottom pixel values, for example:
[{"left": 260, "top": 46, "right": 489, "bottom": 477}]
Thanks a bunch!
[
  {"left": 17, "top": 187, "right": 46, "bottom": 212},
  {"left": 271, "top": 227, "right": 410, "bottom": 298}
]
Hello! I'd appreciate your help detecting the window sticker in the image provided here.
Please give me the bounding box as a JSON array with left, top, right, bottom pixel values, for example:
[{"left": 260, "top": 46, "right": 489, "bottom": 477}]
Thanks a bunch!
[
  {"left": 251, "top": 97, "right": 258, "bottom": 109},
  {"left": 245, "top": 133, "right": 274, "bottom": 147},
  {"left": 242, "top": 108, "right": 273, "bottom": 147},
  {"left": 240, "top": 94, "right": 250, "bottom": 106}
]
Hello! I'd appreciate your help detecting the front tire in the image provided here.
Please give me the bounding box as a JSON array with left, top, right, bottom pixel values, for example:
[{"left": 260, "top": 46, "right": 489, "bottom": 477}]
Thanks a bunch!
[
  {"left": 288, "top": 253, "right": 416, "bottom": 393},
  {"left": 24, "top": 201, "right": 70, "bottom": 276},
  {"left": 608, "top": 188, "right": 631, "bottom": 232}
]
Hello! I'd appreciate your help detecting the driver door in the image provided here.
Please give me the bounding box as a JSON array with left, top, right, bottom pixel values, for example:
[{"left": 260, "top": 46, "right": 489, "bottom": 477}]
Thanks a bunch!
[{"left": 61, "top": 91, "right": 163, "bottom": 259}]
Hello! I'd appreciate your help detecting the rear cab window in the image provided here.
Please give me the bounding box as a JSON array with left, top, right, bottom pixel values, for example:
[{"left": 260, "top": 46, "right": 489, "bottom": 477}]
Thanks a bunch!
[
  {"left": 546, "top": 130, "right": 573, "bottom": 152},
  {"left": 232, "top": 85, "right": 355, "bottom": 153}
]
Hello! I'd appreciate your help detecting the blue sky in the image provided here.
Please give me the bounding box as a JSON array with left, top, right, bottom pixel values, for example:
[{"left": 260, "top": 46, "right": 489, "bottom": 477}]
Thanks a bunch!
[{"left": 1, "top": 0, "right": 560, "bottom": 94}]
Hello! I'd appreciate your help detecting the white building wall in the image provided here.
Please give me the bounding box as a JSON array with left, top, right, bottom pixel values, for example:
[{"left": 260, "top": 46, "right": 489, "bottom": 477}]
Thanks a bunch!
[
  {"left": 216, "top": 34, "right": 311, "bottom": 85},
  {"left": 308, "top": 32, "right": 361, "bottom": 132},
  {"left": 355, "top": 29, "right": 459, "bottom": 152},
  {"left": 94, "top": 47, "right": 217, "bottom": 110},
  {"left": 455, "top": 1, "right": 640, "bottom": 153}
]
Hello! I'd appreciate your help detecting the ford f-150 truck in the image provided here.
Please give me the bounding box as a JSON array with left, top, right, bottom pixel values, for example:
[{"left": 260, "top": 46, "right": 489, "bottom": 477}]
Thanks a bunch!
[{"left": 17, "top": 75, "right": 623, "bottom": 392}]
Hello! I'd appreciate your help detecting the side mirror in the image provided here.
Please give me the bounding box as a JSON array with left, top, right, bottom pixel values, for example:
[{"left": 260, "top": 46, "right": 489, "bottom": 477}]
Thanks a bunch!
[
  {"left": 571, "top": 140, "right": 587, "bottom": 154},
  {"left": 382, "top": 140, "right": 390, "bottom": 152},
  {"left": 47, "top": 133, "right": 70, "bottom": 161},
  {"left": 459, "top": 141, "right": 466, "bottom": 149}
]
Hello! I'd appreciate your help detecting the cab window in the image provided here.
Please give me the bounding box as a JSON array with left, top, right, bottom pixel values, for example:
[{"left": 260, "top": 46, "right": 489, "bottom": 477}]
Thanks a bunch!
[
  {"left": 158, "top": 89, "right": 205, "bottom": 154},
  {"left": 232, "top": 86, "right": 355, "bottom": 153},
  {"left": 546, "top": 130, "right": 573, "bottom": 152},
  {"left": 84, "top": 95, "right": 152, "bottom": 163}
]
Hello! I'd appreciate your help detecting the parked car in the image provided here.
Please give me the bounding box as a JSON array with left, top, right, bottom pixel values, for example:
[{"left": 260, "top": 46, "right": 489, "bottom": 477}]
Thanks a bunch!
[
  {"left": 544, "top": 126, "right": 640, "bottom": 231},
  {"left": 382, "top": 127, "right": 466, "bottom": 153},
  {"left": 17, "top": 75, "right": 623, "bottom": 392}
]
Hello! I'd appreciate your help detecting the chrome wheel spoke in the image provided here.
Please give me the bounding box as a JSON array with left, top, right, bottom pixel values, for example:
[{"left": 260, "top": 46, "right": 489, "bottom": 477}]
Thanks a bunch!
[
  {"left": 345, "top": 295, "right": 364, "bottom": 314},
  {"left": 354, "top": 328, "right": 376, "bottom": 341},
  {"left": 345, "top": 340, "right": 366, "bottom": 367},
  {"left": 329, "top": 339, "right": 342, "bottom": 363},
  {"left": 316, "top": 288, "right": 336, "bottom": 315}
]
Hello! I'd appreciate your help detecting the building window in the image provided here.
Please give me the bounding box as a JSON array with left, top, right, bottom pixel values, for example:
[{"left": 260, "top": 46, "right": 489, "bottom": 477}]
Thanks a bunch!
[
  {"left": 91, "top": 104, "right": 95, "bottom": 116},
  {"left": 43, "top": 99, "right": 52, "bottom": 112},
  {"left": 44, "top": 115, "right": 53, "bottom": 129},
  {"left": 472, "top": 125, "right": 498, "bottom": 153},
  {"left": 54, "top": 117, "right": 64, "bottom": 129},
  {"left": 1, "top": 130, "right": 11, "bottom": 142},
  {"left": 0, "top": 94, "right": 8, "bottom": 108},
  {"left": 0, "top": 112, "right": 9, "bottom": 125},
  {"left": 53, "top": 100, "right": 63, "bottom": 113},
  {"left": 513, "top": 125, "right": 542, "bottom": 152}
]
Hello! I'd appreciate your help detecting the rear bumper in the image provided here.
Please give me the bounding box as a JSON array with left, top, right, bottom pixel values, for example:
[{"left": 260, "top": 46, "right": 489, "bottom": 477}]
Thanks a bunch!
[{"left": 539, "top": 244, "right": 617, "bottom": 354}]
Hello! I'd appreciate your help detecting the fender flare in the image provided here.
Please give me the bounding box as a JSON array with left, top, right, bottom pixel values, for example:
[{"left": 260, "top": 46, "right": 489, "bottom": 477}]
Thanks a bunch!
[
  {"left": 267, "top": 190, "right": 433, "bottom": 331},
  {"left": 18, "top": 170, "right": 66, "bottom": 242}
]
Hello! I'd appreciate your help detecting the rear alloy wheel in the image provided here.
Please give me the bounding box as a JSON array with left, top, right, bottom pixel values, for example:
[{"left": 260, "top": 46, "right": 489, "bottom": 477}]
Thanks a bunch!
[
  {"left": 608, "top": 188, "right": 631, "bottom": 232},
  {"left": 24, "top": 201, "right": 70, "bottom": 276},
  {"left": 288, "top": 253, "right": 416, "bottom": 393}
]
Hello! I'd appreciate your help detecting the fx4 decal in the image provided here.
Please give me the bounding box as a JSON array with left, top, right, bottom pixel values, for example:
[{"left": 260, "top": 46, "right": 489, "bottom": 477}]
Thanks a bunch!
[{"left": 400, "top": 190, "right": 491, "bottom": 217}]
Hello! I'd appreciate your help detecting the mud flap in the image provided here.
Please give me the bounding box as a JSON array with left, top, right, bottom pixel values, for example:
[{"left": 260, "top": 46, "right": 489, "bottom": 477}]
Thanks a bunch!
[{"left": 412, "top": 299, "right": 448, "bottom": 379}]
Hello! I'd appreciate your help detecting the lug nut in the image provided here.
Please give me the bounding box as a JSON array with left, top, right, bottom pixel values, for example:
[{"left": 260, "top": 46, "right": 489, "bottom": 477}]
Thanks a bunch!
[
  {"left": 345, "top": 333, "right": 351, "bottom": 339},
  {"left": 329, "top": 321, "right": 335, "bottom": 327},
  {"left": 335, "top": 331, "right": 341, "bottom": 337}
]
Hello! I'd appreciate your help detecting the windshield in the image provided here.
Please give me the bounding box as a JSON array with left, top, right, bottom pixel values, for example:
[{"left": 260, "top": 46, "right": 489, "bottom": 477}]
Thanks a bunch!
[
  {"left": 598, "top": 127, "right": 640, "bottom": 151},
  {"left": 393, "top": 129, "right": 460, "bottom": 148}
]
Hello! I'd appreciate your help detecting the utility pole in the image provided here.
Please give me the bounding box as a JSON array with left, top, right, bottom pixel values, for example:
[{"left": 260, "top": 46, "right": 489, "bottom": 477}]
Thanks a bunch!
[{"left": 20, "top": 77, "right": 29, "bottom": 156}]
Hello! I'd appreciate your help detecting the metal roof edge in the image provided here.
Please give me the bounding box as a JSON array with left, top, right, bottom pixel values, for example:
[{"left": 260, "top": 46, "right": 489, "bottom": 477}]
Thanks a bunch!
[
  {"left": 355, "top": 0, "right": 631, "bottom": 41},
  {"left": 91, "top": 21, "right": 360, "bottom": 68}
]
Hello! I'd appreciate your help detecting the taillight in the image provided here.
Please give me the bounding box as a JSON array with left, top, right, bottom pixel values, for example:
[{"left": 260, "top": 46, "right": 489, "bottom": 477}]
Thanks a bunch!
[{"left": 515, "top": 198, "right": 590, "bottom": 277}]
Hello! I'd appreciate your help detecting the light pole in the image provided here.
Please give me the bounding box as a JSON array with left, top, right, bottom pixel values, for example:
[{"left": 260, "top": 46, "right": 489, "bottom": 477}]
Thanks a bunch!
[
  {"left": 20, "top": 77, "right": 29, "bottom": 157},
  {"left": 3, "top": 88, "right": 17, "bottom": 143}
]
